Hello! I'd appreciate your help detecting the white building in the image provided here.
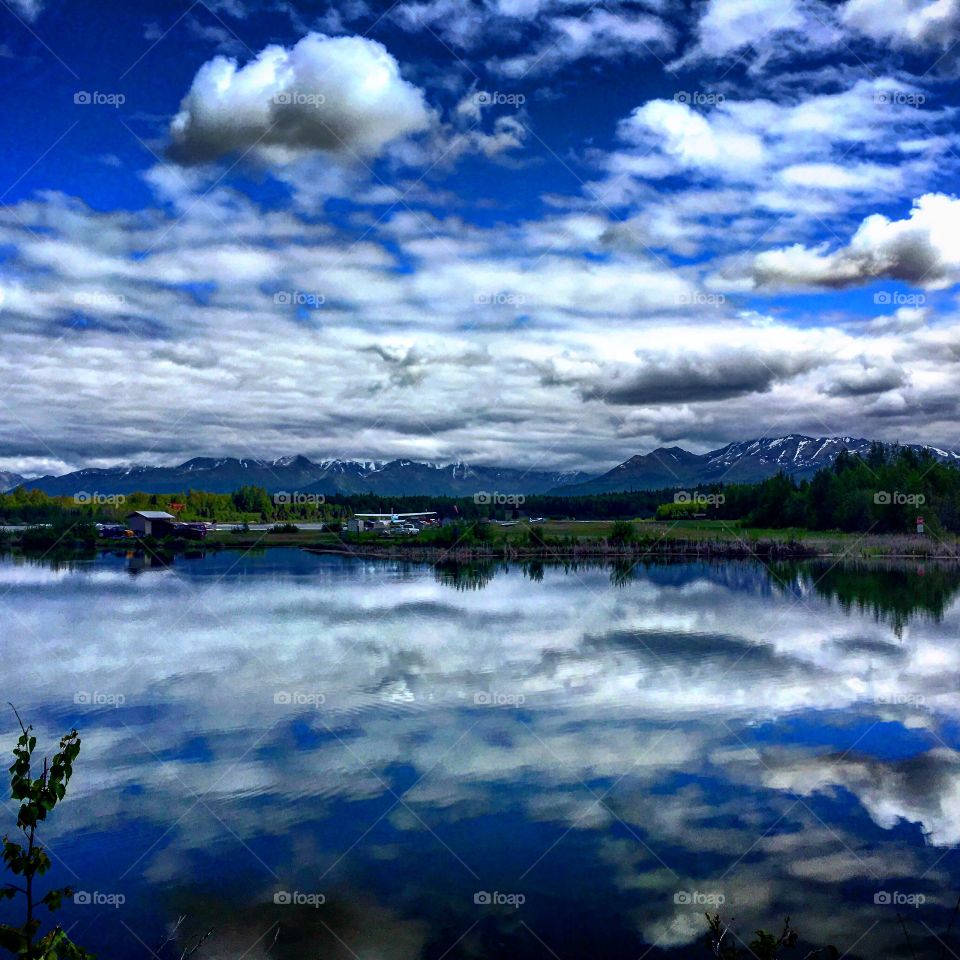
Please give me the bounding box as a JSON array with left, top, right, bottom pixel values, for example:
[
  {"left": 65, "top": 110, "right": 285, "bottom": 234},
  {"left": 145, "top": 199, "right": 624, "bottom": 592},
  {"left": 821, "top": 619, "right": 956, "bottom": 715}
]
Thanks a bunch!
[{"left": 126, "top": 511, "right": 176, "bottom": 536}]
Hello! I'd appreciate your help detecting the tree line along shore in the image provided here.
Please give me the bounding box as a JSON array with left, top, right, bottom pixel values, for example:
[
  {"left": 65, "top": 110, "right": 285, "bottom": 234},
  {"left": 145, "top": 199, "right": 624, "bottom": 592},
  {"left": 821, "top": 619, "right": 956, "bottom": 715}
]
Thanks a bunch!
[{"left": 3, "top": 444, "right": 959, "bottom": 559}]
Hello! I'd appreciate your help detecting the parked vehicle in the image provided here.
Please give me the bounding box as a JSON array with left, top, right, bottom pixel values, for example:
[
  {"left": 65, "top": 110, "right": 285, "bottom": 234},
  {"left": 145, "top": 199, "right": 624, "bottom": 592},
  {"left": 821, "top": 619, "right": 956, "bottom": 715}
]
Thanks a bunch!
[{"left": 98, "top": 524, "right": 129, "bottom": 539}]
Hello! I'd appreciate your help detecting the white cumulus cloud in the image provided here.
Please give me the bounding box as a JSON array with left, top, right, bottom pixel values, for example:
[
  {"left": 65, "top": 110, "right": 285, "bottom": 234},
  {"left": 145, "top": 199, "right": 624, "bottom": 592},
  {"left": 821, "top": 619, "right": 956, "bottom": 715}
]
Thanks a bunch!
[
  {"left": 676, "top": 0, "right": 840, "bottom": 69},
  {"left": 169, "top": 32, "right": 433, "bottom": 165},
  {"left": 840, "top": 0, "right": 960, "bottom": 50},
  {"left": 749, "top": 193, "right": 960, "bottom": 289},
  {"left": 616, "top": 98, "right": 766, "bottom": 179}
]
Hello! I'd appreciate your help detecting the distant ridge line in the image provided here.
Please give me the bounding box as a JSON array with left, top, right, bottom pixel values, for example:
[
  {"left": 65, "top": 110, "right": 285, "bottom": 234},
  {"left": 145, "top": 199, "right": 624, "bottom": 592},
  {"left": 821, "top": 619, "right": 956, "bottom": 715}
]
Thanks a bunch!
[{"left": 4, "top": 436, "right": 959, "bottom": 497}]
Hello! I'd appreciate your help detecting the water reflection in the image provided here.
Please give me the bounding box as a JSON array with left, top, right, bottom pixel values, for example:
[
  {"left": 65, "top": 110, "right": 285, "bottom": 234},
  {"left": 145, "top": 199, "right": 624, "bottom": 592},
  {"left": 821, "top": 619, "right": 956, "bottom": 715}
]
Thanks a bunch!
[
  {"left": 608, "top": 558, "right": 636, "bottom": 588},
  {"left": 433, "top": 554, "right": 960, "bottom": 632},
  {"left": 1, "top": 550, "right": 959, "bottom": 960},
  {"left": 433, "top": 559, "right": 501, "bottom": 591},
  {"left": 777, "top": 560, "right": 960, "bottom": 636}
]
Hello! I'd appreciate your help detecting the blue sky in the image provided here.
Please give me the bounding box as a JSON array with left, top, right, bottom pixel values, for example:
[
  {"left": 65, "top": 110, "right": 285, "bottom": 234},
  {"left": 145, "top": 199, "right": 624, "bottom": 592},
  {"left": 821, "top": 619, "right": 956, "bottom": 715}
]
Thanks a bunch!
[{"left": 1, "top": 0, "right": 960, "bottom": 474}]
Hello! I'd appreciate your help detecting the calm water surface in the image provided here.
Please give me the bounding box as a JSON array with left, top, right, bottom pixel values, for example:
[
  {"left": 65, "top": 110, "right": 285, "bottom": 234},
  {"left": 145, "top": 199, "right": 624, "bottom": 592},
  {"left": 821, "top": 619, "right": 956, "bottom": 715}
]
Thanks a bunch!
[{"left": 3, "top": 549, "right": 960, "bottom": 959}]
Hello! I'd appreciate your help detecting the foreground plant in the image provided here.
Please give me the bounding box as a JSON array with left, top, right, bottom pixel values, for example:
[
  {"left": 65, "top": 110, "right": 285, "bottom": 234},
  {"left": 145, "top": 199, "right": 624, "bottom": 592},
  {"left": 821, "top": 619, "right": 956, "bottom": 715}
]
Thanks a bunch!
[
  {"left": 0, "top": 706, "right": 91, "bottom": 960},
  {"left": 705, "top": 914, "right": 838, "bottom": 960}
]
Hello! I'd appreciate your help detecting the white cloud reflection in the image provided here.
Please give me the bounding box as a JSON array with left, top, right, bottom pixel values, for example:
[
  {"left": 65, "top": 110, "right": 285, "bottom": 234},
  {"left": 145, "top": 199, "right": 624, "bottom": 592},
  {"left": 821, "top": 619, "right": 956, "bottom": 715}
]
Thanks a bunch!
[{"left": 2, "top": 555, "right": 959, "bottom": 955}]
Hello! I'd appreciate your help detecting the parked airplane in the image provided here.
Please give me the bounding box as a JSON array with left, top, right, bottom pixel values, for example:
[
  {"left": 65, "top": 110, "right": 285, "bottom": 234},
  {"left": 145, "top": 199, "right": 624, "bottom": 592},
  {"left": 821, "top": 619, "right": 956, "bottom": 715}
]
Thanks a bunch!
[
  {"left": 350, "top": 511, "right": 438, "bottom": 535},
  {"left": 354, "top": 511, "right": 437, "bottom": 524}
]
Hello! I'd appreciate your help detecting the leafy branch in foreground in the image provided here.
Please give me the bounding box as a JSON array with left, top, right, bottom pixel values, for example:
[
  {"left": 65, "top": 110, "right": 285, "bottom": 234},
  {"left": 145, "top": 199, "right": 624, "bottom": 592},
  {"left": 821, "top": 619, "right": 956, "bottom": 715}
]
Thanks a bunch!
[
  {"left": 705, "top": 914, "right": 838, "bottom": 960},
  {"left": 0, "top": 705, "right": 91, "bottom": 960},
  {"left": 707, "top": 894, "right": 960, "bottom": 960}
]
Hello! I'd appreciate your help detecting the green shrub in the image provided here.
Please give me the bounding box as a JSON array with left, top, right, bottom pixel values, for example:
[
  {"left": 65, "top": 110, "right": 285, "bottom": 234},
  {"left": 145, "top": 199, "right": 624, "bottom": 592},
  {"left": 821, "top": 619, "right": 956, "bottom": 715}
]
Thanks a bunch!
[
  {"left": 18, "top": 520, "right": 97, "bottom": 552},
  {"left": 0, "top": 708, "right": 91, "bottom": 960},
  {"left": 608, "top": 519, "right": 635, "bottom": 544}
]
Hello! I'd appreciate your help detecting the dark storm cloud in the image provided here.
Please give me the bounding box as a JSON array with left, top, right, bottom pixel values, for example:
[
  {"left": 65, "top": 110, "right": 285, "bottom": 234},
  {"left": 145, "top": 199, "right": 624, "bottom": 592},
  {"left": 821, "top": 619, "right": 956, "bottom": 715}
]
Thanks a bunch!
[
  {"left": 580, "top": 353, "right": 816, "bottom": 406},
  {"left": 824, "top": 366, "right": 906, "bottom": 397}
]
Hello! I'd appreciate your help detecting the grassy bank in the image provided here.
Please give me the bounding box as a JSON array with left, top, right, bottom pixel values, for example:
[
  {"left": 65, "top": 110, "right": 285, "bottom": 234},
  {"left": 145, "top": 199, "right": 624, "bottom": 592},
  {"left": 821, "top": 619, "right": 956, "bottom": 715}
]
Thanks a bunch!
[
  {"left": 6, "top": 517, "right": 960, "bottom": 561},
  {"left": 207, "top": 518, "right": 958, "bottom": 560}
]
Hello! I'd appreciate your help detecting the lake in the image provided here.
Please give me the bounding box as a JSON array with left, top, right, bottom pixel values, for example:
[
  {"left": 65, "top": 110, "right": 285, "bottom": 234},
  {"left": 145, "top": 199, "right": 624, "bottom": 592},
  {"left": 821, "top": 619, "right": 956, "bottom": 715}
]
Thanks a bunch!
[{"left": 2, "top": 548, "right": 959, "bottom": 959}]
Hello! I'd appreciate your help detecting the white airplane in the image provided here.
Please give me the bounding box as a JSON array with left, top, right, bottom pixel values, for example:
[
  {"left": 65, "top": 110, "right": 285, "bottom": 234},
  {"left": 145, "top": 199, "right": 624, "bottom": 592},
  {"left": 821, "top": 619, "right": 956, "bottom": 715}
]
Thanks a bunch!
[
  {"left": 354, "top": 511, "right": 437, "bottom": 524},
  {"left": 351, "top": 511, "right": 438, "bottom": 536}
]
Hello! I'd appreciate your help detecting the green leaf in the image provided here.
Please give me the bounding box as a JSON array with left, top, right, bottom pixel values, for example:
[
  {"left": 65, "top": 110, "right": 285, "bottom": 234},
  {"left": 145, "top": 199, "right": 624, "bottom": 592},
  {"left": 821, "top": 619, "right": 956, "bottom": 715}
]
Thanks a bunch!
[
  {"left": 37, "top": 927, "right": 95, "bottom": 960},
  {"left": 42, "top": 887, "right": 71, "bottom": 912}
]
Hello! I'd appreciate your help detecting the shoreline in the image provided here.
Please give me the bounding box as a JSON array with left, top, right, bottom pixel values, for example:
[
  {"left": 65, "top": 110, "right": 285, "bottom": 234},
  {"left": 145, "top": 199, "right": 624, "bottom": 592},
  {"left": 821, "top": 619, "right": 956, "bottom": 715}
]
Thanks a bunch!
[
  {"left": 301, "top": 541, "right": 820, "bottom": 560},
  {"left": 299, "top": 544, "right": 960, "bottom": 562},
  {"left": 5, "top": 521, "right": 959, "bottom": 562}
]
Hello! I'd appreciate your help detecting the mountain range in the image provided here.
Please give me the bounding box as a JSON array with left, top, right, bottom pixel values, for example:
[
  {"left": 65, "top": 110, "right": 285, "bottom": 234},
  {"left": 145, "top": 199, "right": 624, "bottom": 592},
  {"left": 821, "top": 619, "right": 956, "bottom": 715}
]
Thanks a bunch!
[
  {"left": 0, "top": 472, "right": 26, "bottom": 492},
  {"left": 12, "top": 456, "right": 589, "bottom": 498},
  {"left": 564, "top": 435, "right": 960, "bottom": 494},
  {"left": 5, "top": 436, "right": 960, "bottom": 498}
]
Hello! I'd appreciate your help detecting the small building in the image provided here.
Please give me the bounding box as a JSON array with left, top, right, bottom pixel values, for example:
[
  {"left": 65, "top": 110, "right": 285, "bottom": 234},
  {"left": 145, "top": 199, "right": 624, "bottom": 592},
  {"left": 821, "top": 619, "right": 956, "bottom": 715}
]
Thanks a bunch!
[{"left": 127, "top": 511, "right": 176, "bottom": 536}]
